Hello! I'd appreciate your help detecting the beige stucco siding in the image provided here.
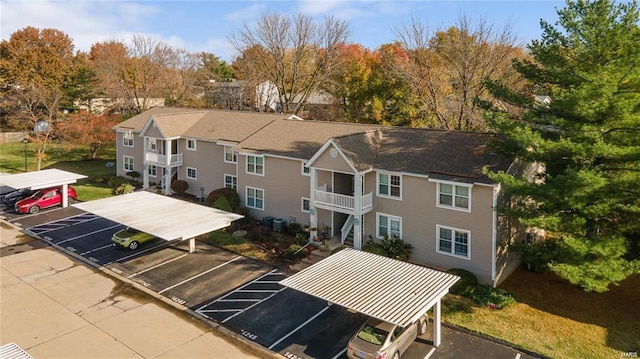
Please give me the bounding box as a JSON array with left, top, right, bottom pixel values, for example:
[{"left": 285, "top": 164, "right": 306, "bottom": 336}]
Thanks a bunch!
[
  {"left": 116, "top": 131, "right": 144, "bottom": 178},
  {"left": 143, "top": 123, "right": 164, "bottom": 139},
  {"left": 362, "top": 174, "right": 496, "bottom": 284},
  {"left": 179, "top": 140, "right": 237, "bottom": 197},
  {"left": 312, "top": 145, "right": 354, "bottom": 174},
  {"left": 239, "top": 155, "right": 311, "bottom": 224}
]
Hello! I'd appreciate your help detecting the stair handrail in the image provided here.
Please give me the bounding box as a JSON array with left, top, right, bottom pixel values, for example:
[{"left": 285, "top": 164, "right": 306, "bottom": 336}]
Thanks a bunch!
[{"left": 341, "top": 215, "right": 354, "bottom": 244}]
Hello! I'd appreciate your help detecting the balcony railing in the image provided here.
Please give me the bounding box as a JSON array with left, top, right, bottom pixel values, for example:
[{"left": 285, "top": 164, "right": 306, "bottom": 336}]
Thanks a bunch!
[
  {"left": 146, "top": 152, "right": 183, "bottom": 166},
  {"left": 314, "top": 190, "right": 373, "bottom": 214}
]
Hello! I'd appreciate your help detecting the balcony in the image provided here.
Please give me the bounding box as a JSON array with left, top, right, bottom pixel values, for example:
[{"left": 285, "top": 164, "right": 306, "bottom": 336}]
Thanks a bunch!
[
  {"left": 146, "top": 152, "right": 183, "bottom": 166},
  {"left": 313, "top": 190, "right": 373, "bottom": 214}
]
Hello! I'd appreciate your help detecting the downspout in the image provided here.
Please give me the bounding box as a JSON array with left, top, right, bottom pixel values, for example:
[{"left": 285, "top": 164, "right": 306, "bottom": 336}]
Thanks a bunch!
[{"left": 491, "top": 186, "right": 498, "bottom": 286}]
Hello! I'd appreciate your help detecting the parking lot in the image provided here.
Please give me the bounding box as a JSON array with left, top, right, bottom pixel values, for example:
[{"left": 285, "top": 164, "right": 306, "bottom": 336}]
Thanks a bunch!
[{"left": 1, "top": 201, "right": 536, "bottom": 359}]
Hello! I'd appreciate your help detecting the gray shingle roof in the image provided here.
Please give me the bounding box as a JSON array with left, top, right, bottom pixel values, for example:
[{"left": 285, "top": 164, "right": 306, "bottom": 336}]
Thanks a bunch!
[{"left": 113, "top": 108, "right": 512, "bottom": 184}]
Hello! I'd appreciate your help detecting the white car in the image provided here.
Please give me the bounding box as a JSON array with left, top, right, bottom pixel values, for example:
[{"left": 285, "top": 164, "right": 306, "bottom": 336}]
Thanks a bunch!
[{"left": 347, "top": 315, "right": 428, "bottom": 359}]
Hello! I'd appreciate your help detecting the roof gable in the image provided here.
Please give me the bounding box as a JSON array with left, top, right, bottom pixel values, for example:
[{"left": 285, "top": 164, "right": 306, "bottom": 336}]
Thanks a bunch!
[{"left": 306, "top": 140, "right": 358, "bottom": 174}]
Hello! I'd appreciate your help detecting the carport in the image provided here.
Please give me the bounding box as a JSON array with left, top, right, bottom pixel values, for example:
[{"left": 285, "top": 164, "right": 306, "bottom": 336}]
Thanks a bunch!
[
  {"left": 72, "top": 191, "right": 243, "bottom": 252},
  {"left": 0, "top": 169, "right": 87, "bottom": 207},
  {"left": 279, "top": 248, "right": 459, "bottom": 348}
]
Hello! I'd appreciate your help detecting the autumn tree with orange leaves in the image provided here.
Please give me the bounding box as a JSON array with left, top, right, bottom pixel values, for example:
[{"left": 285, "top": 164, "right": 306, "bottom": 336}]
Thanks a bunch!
[{"left": 57, "top": 112, "right": 120, "bottom": 159}]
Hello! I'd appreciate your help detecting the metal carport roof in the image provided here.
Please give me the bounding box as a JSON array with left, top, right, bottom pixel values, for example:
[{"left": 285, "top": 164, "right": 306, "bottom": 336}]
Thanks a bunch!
[
  {"left": 279, "top": 248, "right": 459, "bottom": 340},
  {"left": 0, "top": 169, "right": 87, "bottom": 190},
  {"left": 72, "top": 191, "right": 243, "bottom": 241}
]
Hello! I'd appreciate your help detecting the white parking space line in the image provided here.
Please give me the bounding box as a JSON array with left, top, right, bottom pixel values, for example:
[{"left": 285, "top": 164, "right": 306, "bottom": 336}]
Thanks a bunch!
[
  {"left": 57, "top": 224, "right": 122, "bottom": 244},
  {"left": 105, "top": 242, "right": 171, "bottom": 265},
  {"left": 126, "top": 253, "right": 189, "bottom": 278},
  {"left": 196, "top": 269, "right": 281, "bottom": 311},
  {"left": 515, "top": 354, "right": 521, "bottom": 359},
  {"left": 331, "top": 348, "right": 347, "bottom": 359},
  {"left": 80, "top": 244, "right": 113, "bottom": 255},
  {"left": 268, "top": 306, "right": 330, "bottom": 349},
  {"left": 220, "top": 287, "right": 287, "bottom": 324},
  {"left": 158, "top": 256, "right": 242, "bottom": 294}
]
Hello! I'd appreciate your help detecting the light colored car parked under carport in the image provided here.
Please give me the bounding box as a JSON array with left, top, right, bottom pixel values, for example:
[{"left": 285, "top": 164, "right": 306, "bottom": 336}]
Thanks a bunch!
[{"left": 347, "top": 314, "right": 429, "bottom": 359}]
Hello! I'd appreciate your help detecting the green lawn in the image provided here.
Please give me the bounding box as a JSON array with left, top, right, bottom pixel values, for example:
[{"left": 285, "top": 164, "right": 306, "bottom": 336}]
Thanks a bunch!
[
  {"left": 0, "top": 142, "right": 118, "bottom": 201},
  {"left": 443, "top": 269, "right": 640, "bottom": 359}
]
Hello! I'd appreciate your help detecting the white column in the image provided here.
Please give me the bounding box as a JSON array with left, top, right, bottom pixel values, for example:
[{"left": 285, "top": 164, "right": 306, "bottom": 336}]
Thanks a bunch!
[
  {"left": 309, "top": 167, "right": 318, "bottom": 241},
  {"left": 434, "top": 299, "right": 442, "bottom": 347},
  {"left": 353, "top": 173, "right": 363, "bottom": 249},
  {"left": 61, "top": 184, "right": 69, "bottom": 207},
  {"left": 143, "top": 137, "right": 149, "bottom": 189},
  {"left": 164, "top": 139, "right": 172, "bottom": 195},
  {"left": 189, "top": 238, "right": 195, "bottom": 253}
]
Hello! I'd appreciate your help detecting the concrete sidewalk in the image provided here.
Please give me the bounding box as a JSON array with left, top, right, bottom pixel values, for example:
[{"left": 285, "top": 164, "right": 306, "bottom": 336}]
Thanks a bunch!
[{"left": 0, "top": 220, "right": 277, "bottom": 359}]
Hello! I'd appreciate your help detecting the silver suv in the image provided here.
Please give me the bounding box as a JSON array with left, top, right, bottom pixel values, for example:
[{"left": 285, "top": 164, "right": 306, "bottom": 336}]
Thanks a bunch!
[{"left": 347, "top": 315, "right": 428, "bottom": 359}]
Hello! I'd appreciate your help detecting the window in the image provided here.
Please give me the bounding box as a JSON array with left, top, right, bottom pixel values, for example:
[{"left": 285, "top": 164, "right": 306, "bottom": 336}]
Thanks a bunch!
[
  {"left": 301, "top": 163, "right": 310, "bottom": 176},
  {"left": 437, "top": 225, "right": 470, "bottom": 259},
  {"left": 224, "top": 174, "right": 237, "bottom": 191},
  {"left": 186, "top": 139, "right": 196, "bottom": 150},
  {"left": 378, "top": 173, "right": 401, "bottom": 199},
  {"left": 246, "top": 155, "right": 264, "bottom": 175},
  {"left": 123, "top": 156, "right": 134, "bottom": 171},
  {"left": 123, "top": 132, "right": 134, "bottom": 147},
  {"left": 301, "top": 197, "right": 310, "bottom": 212},
  {"left": 148, "top": 139, "right": 157, "bottom": 151},
  {"left": 437, "top": 183, "right": 470, "bottom": 211},
  {"left": 224, "top": 146, "right": 237, "bottom": 163},
  {"left": 186, "top": 167, "right": 197, "bottom": 179},
  {"left": 148, "top": 165, "right": 157, "bottom": 177},
  {"left": 246, "top": 187, "right": 264, "bottom": 210},
  {"left": 377, "top": 213, "right": 401, "bottom": 239}
]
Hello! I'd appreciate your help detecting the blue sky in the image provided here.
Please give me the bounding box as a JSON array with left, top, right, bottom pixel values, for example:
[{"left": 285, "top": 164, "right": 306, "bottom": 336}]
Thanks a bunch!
[{"left": 1, "top": 1, "right": 565, "bottom": 62}]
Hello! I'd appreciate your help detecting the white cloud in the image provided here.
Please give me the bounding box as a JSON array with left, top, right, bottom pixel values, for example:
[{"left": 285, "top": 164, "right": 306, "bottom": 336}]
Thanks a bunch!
[{"left": 0, "top": 0, "right": 160, "bottom": 52}]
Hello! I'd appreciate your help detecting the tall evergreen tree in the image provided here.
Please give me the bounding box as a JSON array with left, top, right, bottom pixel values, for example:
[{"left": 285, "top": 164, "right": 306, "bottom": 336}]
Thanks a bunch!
[{"left": 485, "top": 0, "right": 640, "bottom": 292}]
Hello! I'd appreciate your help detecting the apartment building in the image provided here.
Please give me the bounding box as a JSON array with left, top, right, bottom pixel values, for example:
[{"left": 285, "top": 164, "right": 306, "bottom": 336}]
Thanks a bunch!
[{"left": 113, "top": 107, "right": 525, "bottom": 286}]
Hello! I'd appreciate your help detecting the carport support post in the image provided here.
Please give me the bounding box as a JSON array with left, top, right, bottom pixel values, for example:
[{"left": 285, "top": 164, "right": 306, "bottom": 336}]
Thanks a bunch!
[
  {"left": 61, "top": 184, "right": 69, "bottom": 207},
  {"left": 434, "top": 299, "right": 442, "bottom": 347},
  {"left": 189, "top": 237, "right": 195, "bottom": 253}
]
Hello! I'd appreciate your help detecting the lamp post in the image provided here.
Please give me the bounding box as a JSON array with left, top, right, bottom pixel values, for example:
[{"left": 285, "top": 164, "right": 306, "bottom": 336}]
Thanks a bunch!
[{"left": 21, "top": 137, "right": 28, "bottom": 172}]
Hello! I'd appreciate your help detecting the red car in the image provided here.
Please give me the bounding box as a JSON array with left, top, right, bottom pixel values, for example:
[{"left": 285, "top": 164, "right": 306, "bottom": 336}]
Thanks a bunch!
[{"left": 14, "top": 186, "right": 78, "bottom": 214}]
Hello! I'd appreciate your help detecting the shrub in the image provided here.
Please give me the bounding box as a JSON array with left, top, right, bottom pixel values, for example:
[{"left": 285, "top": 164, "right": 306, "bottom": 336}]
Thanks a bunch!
[
  {"left": 379, "top": 235, "right": 412, "bottom": 261},
  {"left": 213, "top": 196, "right": 233, "bottom": 212},
  {"left": 108, "top": 176, "right": 129, "bottom": 187},
  {"left": 288, "top": 222, "right": 303, "bottom": 235},
  {"left": 362, "top": 242, "right": 388, "bottom": 257},
  {"left": 171, "top": 179, "right": 189, "bottom": 196},
  {"left": 113, "top": 183, "right": 134, "bottom": 195},
  {"left": 446, "top": 268, "right": 479, "bottom": 297},
  {"left": 126, "top": 171, "right": 140, "bottom": 182},
  {"left": 470, "top": 285, "right": 516, "bottom": 309},
  {"left": 295, "top": 232, "right": 309, "bottom": 246},
  {"left": 91, "top": 176, "right": 105, "bottom": 184},
  {"left": 205, "top": 187, "right": 240, "bottom": 211},
  {"left": 281, "top": 244, "right": 306, "bottom": 262}
]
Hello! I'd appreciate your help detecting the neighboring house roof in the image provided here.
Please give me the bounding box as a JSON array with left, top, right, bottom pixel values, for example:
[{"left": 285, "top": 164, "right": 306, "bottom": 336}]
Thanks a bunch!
[{"left": 115, "top": 107, "right": 512, "bottom": 185}]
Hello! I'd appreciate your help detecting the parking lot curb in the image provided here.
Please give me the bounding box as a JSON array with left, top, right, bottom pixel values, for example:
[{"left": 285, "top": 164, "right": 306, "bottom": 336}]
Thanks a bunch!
[
  {"left": 11, "top": 222, "right": 281, "bottom": 359},
  {"left": 440, "top": 322, "right": 546, "bottom": 359}
]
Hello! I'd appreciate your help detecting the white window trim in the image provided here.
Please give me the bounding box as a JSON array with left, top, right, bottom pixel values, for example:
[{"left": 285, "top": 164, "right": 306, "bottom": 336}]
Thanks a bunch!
[
  {"left": 301, "top": 197, "right": 310, "bottom": 213},
  {"left": 246, "top": 186, "right": 264, "bottom": 210},
  {"left": 246, "top": 155, "right": 265, "bottom": 176},
  {"left": 186, "top": 167, "right": 197, "bottom": 180},
  {"left": 301, "top": 163, "right": 310, "bottom": 176},
  {"left": 224, "top": 174, "right": 237, "bottom": 191},
  {"left": 123, "top": 131, "right": 134, "bottom": 147},
  {"left": 433, "top": 180, "right": 472, "bottom": 213},
  {"left": 375, "top": 212, "right": 402, "bottom": 239},
  {"left": 186, "top": 139, "right": 197, "bottom": 151},
  {"left": 148, "top": 164, "right": 157, "bottom": 178},
  {"left": 376, "top": 172, "right": 402, "bottom": 200},
  {"left": 224, "top": 146, "right": 238, "bottom": 164},
  {"left": 148, "top": 139, "right": 157, "bottom": 151},
  {"left": 436, "top": 224, "right": 471, "bottom": 260},
  {"left": 123, "top": 155, "right": 134, "bottom": 171}
]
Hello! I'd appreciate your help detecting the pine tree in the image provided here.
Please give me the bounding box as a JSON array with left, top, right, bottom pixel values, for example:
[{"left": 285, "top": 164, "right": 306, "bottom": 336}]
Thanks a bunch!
[{"left": 485, "top": 0, "right": 640, "bottom": 291}]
